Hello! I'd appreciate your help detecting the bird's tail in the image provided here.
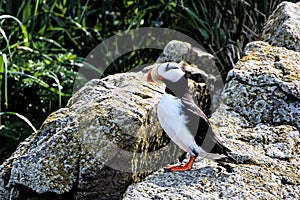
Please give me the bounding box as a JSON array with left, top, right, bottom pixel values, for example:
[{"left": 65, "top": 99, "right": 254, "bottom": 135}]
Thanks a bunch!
[
  {"left": 213, "top": 139, "right": 238, "bottom": 164},
  {"left": 224, "top": 150, "right": 238, "bottom": 164}
]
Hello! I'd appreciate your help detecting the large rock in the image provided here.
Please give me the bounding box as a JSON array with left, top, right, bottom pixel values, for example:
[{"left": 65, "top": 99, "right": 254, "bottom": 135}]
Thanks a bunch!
[
  {"left": 225, "top": 41, "right": 300, "bottom": 129},
  {"left": 260, "top": 1, "right": 300, "bottom": 52},
  {"left": 0, "top": 41, "right": 214, "bottom": 199},
  {"left": 0, "top": 72, "right": 164, "bottom": 199},
  {"left": 123, "top": 2, "right": 300, "bottom": 197},
  {"left": 123, "top": 41, "right": 300, "bottom": 199}
]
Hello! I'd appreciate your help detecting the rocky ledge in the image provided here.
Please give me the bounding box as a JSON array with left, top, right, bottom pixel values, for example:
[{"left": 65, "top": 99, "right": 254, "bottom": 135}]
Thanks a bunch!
[
  {"left": 0, "top": 39, "right": 216, "bottom": 199},
  {"left": 124, "top": 41, "right": 300, "bottom": 199},
  {"left": 123, "top": 1, "right": 300, "bottom": 199}
]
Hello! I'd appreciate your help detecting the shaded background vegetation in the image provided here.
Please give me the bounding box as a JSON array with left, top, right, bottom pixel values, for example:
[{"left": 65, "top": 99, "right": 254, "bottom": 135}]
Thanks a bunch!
[{"left": 0, "top": 0, "right": 298, "bottom": 163}]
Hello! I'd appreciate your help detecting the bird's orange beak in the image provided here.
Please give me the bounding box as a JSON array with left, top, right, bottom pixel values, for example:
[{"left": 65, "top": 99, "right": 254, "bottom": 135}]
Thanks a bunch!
[
  {"left": 146, "top": 69, "right": 154, "bottom": 82},
  {"left": 146, "top": 67, "right": 164, "bottom": 82}
]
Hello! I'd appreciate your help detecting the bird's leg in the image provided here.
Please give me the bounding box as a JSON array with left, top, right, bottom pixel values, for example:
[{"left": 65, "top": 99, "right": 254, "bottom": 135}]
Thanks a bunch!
[{"left": 164, "top": 156, "right": 196, "bottom": 172}]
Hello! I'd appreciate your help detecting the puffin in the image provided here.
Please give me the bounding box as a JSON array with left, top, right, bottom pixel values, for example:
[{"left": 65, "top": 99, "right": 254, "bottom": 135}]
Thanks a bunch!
[{"left": 146, "top": 62, "right": 236, "bottom": 172}]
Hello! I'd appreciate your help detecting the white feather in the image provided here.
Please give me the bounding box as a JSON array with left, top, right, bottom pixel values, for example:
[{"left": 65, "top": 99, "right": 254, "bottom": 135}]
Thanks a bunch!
[
  {"left": 157, "top": 94, "right": 200, "bottom": 156},
  {"left": 151, "top": 62, "right": 185, "bottom": 83}
]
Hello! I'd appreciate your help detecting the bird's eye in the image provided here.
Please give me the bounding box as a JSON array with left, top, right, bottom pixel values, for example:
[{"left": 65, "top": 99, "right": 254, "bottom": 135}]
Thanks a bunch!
[{"left": 165, "top": 63, "right": 179, "bottom": 71}]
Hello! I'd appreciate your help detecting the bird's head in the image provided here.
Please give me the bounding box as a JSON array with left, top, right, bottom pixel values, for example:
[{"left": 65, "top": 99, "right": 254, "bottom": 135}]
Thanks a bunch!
[{"left": 146, "top": 62, "right": 185, "bottom": 83}]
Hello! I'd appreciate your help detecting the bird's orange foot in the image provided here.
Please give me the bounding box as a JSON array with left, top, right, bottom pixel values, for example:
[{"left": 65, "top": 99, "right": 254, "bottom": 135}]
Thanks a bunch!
[
  {"left": 164, "top": 164, "right": 181, "bottom": 171},
  {"left": 164, "top": 156, "right": 196, "bottom": 172},
  {"left": 168, "top": 165, "right": 193, "bottom": 172}
]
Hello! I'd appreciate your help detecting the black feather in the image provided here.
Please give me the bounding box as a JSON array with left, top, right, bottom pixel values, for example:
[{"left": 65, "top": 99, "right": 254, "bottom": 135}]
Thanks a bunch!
[{"left": 164, "top": 76, "right": 235, "bottom": 163}]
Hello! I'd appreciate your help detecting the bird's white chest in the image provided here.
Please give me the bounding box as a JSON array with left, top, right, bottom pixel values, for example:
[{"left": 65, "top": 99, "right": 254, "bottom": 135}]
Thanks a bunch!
[
  {"left": 158, "top": 94, "right": 183, "bottom": 121},
  {"left": 157, "top": 94, "right": 195, "bottom": 152}
]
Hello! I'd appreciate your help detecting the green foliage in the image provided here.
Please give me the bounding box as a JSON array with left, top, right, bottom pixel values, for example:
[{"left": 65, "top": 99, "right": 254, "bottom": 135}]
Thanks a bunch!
[
  {"left": 0, "top": 112, "right": 37, "bottom": 157},
  {"left": 0, "top": 0, "right": 86, "bottom": 163},
  {"left": 172, "top": 0, "right": 298, "bottom": 76}
]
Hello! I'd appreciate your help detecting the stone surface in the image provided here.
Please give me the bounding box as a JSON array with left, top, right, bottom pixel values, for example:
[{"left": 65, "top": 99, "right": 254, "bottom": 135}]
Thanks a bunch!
[
  {"left": 0, "top": 40, "right": 214, "bottom": 199},
  {"left": 123, "top": 43, "right": 300, "bottom": 199},
  {"left": 260, "top": 1, "right": 300, "bottom": 52},
  {"left": 125, "top": 4, "right": 300, "bottom": 198},
  {"left": 0, "top": 72, "right": 165, "bottom": 199},
  {"left": 225, "top": 41, "right": 300, "bottom": 129}
]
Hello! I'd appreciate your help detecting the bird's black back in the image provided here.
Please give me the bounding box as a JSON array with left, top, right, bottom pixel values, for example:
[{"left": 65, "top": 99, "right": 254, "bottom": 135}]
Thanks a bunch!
[
  {"left": 164, "top": 76, "right": 232, "bottom": 157},
  {"left": 181, "top": 93, "right": 231, "bottom": 155}
]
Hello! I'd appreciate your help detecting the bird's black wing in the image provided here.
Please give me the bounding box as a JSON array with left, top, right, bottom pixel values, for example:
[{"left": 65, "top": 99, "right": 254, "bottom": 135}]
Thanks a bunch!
[{"left": 181, "top": 93, "right": 232, "bottom": 156}]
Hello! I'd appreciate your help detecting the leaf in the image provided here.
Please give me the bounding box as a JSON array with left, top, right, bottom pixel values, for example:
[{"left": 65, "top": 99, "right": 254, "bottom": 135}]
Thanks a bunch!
[
  {"left": 198, "top": 27, "right": 210, "bottom": 41},
  {"left": 22, "top": 0, "right": 32, "bottom": 22},
  {"left": 126, "top": 1, "right": 134, "bottom": 6}
]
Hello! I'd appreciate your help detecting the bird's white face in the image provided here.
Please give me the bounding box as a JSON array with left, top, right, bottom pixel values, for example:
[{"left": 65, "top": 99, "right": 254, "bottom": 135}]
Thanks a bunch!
[{"left": 147, "top": 62, "right": 185, "bottom": 83}]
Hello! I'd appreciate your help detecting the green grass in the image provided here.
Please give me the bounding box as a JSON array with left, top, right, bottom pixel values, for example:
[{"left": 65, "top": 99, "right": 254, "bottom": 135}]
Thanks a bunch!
[{"left": 171, "top": 0, "right": 298, "bottom": 76}]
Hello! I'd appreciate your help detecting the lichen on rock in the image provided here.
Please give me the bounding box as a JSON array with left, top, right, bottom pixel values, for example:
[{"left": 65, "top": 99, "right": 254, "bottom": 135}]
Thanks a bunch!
[
  {"left": 260, "top": 1, "right": 300, "bottom": 52},
  {"left": 0, "top": 39, "right": 213, "bottom": 199},
  {"left": 124, "top": 2, "right": 300, "bottom": 198},
  {"left": 0, "top": 71, "right": 166, "bottom": 199},
  {"left": 224, "top": 41, "right": 300, "bottom": 129}
]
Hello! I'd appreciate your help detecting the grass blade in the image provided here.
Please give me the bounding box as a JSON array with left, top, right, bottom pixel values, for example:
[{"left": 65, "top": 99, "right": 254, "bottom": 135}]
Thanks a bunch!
[
  {"left": 0, "top": 54, "right": 8, "bottom": 109},
  {"left": 0, "top": 27, "right": 12, "bottom": 60},
  {"left": 0, "top": 112, "right": 37, "bottom": 132},
  {"left": 0, "top": 15, "right": 30, "bottom": 47},
  {"left": 8, "top": 71, "right": 69, "bottom": 97}
]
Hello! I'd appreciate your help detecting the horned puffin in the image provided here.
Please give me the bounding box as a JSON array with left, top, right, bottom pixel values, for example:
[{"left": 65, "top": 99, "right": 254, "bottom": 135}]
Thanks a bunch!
[{"left": 146, "top": 62, "right": 236, "bottom": 172}]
